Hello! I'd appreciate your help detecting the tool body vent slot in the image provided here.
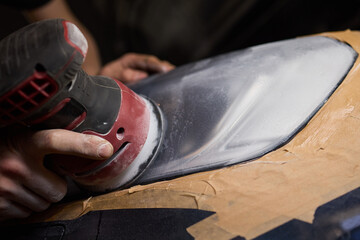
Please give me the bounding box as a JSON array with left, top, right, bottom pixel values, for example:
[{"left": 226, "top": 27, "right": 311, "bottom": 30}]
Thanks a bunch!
[{"left": 0, "top": 72, "right": 58, "bottom": 125}]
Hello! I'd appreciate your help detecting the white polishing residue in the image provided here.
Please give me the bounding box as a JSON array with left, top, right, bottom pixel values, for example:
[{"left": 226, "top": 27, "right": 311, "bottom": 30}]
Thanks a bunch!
[
  {"left": 87, "top": 97, "right": 161, "bottom": 191},
  {"left": 65, "top": 22, "right": 88, "bottom": 57}
]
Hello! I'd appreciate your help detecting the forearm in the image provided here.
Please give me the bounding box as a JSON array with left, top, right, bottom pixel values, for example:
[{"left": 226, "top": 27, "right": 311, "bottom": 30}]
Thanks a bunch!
[{"left": 22, "top": 0, "right": 101, "bottom": 75}]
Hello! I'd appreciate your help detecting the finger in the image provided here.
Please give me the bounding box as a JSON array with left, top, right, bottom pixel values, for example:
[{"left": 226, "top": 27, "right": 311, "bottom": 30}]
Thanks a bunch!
[
  {"left": 14, "top": 187, "right": 51, "bottom": 212},
  {"left": 0, "top": 176, "right": 50, "bottom": 212},
  {"left": 28, "top": 129, "right": 114, "bottom": 160},
  {"left": 100, "top": 61, "right": 148, "bottom": 83},
  {"left": 120, "top": 68, "right": 148, "bottom": 83},
  {"left": 0, "top": 156, "right": 68, "bottom": 204},
  {"left": 126, "top": 54, "right": 175, "bottom": 73},
  {"left": 144, "top": 58, "right": 175, "bottom": 73},
  {"left": 99, "top": 63, "right": 125, "bottom": 81},
  {"left": 158, "top": 60, "right": 175, "bottom": 73},
  {"left": 0, "top": 198, "right": 31, "bottom": 221},
  {"left": 22, "top": 167, "right": 67, "bottom": 203},
  {"left": 1, "top": 143, "right": 68, "bottom": 204}
]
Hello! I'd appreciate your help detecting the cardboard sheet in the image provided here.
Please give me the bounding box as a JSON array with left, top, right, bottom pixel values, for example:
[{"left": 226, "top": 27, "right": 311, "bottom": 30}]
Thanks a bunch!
[{"left": 23, "top": 30, "right": 360, "bottom": 239}]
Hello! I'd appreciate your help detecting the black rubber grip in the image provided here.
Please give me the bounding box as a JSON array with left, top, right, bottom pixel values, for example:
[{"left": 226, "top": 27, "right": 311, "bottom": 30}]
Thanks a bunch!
[{"left": 0, "top": 19, "right": 120, "bottom": 134}]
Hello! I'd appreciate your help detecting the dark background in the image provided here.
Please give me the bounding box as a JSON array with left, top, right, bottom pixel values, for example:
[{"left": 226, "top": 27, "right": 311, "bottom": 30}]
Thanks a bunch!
[{"left": 0, "top": 0, "right": 359, "bottom": 65}]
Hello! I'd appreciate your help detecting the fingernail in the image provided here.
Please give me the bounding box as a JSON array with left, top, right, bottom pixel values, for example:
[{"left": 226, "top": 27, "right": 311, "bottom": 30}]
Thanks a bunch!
[
  {"left": 97, "top": 142, "right": 114, "bottom": 158},
  {"left": 162, "top": 64, "right": 174, "bottom": 72},
  {"left": 161, "top": 66, "right": 168, "bottom": 72}
]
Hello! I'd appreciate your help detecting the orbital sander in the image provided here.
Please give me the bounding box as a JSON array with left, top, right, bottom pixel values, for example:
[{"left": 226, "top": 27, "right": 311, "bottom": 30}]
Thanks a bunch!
[{"left": 0, "top": 19, "right": 164, "bottom": 192}]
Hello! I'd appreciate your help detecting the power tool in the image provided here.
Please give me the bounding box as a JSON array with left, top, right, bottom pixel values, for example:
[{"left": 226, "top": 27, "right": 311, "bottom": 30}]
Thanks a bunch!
[{"left": 0, "top": 19, "right": 164, "bottom": 192}]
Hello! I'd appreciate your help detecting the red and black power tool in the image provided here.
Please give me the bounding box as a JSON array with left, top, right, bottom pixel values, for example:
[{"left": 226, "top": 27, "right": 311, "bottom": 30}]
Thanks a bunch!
[{"left": 0, "top": 19, "right": 164, "bottom": 192}]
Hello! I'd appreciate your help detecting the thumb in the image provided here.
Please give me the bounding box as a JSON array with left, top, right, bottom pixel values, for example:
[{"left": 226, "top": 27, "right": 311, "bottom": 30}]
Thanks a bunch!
[{"left": 27, "top": 129, "right": 114, "bottom": 160}]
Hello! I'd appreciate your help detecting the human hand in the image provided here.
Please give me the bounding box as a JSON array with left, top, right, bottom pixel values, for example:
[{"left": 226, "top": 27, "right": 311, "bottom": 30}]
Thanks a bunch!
[
  {"left": 99, "top": 53, "right": 175, "bottom": 84},
  {"left": 0, "top": 128, "right": 113, "bottom": 221}
]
